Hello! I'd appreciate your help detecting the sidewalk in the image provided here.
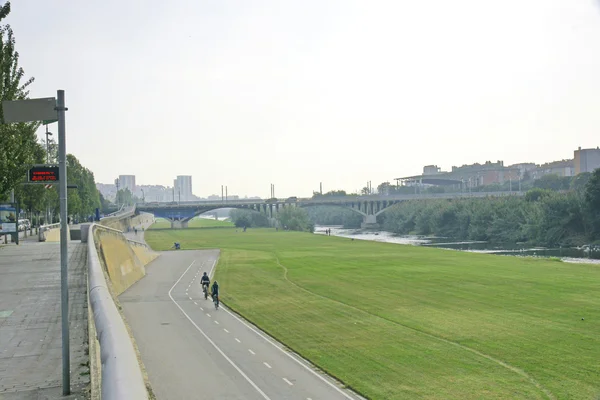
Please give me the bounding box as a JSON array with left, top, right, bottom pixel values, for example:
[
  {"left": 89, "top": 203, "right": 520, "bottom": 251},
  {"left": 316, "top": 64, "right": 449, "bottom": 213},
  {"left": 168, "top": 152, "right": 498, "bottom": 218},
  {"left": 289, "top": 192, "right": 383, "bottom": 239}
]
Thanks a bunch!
[
  {"left": 123, "top": 219, "right": 155, "bottom": 245},
  {"left": 0, "top": 242, "right": 90, "bottom": 399}
]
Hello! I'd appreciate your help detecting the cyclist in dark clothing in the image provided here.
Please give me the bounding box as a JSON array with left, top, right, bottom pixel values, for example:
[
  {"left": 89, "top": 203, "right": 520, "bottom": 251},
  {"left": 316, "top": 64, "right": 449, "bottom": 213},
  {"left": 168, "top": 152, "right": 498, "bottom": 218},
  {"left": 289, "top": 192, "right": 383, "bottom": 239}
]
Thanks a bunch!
[
  {"left": 200, "top": 272, "right": 210, "bottom": 298},
  {"left": 211, "top": 280, "right": 220, "bottom": 308}
]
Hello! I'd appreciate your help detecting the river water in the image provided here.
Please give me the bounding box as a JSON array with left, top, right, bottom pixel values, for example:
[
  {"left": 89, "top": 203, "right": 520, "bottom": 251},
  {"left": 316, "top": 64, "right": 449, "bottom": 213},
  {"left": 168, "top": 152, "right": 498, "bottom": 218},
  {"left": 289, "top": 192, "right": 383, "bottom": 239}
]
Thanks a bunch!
[{"left": 314, "top": 225, "right": 600, "bottom": 264}]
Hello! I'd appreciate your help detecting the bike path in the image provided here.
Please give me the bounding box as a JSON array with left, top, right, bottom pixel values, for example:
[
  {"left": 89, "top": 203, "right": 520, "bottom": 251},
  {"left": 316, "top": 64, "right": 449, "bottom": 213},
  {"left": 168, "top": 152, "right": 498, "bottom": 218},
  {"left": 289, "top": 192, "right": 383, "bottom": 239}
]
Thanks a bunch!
[{"left": 120, "top": 250, "right": 360, "bottom": 400}]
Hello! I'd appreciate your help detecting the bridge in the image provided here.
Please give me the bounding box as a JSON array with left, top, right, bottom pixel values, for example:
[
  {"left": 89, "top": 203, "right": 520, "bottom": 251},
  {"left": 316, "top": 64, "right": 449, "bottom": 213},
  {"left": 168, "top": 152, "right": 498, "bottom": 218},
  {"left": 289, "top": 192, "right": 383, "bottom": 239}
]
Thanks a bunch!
[{"left": 137, "top": 191, "right": 524, "bottom": 229}]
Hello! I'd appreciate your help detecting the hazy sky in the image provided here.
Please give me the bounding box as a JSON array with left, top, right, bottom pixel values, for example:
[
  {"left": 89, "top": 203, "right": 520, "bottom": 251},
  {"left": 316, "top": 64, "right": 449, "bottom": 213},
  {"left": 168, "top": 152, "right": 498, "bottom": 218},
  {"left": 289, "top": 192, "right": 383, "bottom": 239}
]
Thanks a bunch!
[{"left": 7, "top": 0, "right": 600, "bottom": 198}]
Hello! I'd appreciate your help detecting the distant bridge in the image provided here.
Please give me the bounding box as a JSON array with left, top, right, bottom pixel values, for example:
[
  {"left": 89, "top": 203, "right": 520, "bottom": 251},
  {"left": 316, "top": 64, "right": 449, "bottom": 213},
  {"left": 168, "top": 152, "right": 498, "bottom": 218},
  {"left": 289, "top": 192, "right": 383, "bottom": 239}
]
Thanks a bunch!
[{"left": 136, "top": 191, "right": 523, "bottom": 229}]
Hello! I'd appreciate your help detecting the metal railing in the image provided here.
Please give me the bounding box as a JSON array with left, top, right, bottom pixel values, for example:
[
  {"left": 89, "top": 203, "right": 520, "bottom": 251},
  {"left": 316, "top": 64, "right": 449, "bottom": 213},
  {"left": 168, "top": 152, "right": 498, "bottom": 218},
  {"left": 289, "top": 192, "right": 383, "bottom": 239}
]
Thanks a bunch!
[{"left": 87, "top": 223, "right": 148, "bottom": 399}]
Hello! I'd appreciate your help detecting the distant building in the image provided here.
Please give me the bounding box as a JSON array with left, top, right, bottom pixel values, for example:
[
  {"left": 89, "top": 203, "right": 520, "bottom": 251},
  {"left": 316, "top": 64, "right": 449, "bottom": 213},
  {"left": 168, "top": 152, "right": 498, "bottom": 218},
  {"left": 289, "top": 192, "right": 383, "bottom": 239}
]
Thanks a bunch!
[
  {"left": 534, "top": 160, "right": 574, "bottom": 179},
  {"left": 423, "top": 165, "right": 441, "bottom": 175},
  {"left": 397, "top": 160, "right": 520, "bottom": 189},
  {"left": 174, "top": 176, "right": 193, "bottom": 201},
  {"left": 509, "top": 163, "right": 537, "bottom": 175},
  {"left": 118, "top": 175, "right": 136, "bottom": 193},
  {"left": 574, "top": 147, "right": 600, "bottom": 174}
]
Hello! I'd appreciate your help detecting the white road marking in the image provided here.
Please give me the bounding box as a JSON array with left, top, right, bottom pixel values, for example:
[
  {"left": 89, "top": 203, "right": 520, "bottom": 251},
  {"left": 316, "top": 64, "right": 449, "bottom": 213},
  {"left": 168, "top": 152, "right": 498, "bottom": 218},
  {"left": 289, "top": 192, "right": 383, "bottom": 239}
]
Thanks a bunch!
[
  {"left": 263, "top": 362, "right": 272, "bottom": 369},
  {"left": 193, "top": 302, "right": 198, "bottom": 305},
  {"left": 307, "top": 398, "right": 313, "bottom": 400},
  {"left": 168, "top": 260, "right": 271, "bottom": 400},
  {"left": 200, "top": 307, "right": 204, "bottom": 311},
  {"left": 224, "top": 329, "right": 229, "bottom": 333},
  {"left": 188, "top": 296, "right": 192, "bottom": 300},
  {"left": 248, "top": 349, "right": 255, "bottom": 355},
  {"left": 283, "top": 378, "right": 294, "bottom": 386},
  {"left": 235, "top": 338, "right": 241, "bottom": 343},
  {"left": 207, "top": 313, "right": 211, "bottom": 317},
  {"left": 215, "top": 320, "right": 219, "bottom": 325}
]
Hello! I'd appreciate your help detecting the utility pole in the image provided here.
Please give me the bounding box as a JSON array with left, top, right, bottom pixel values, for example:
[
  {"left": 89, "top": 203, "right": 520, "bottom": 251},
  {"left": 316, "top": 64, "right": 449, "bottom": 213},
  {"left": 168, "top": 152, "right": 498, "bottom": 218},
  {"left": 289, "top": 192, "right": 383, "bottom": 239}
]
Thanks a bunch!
[
  {"left": 57, "top": 90, "right": 70, "bottom": 396},
  {"left": 221, "top": 185, "right": 224, "bottom": 203},
  {"left": 114, "top": 178, "right": 120, "bottom": 208},
  {"left": 225, "top": 186, "right": 228, "bottom": 203},
  {"left": 320, "top": 182, "right": 322, "bottom": 195}
]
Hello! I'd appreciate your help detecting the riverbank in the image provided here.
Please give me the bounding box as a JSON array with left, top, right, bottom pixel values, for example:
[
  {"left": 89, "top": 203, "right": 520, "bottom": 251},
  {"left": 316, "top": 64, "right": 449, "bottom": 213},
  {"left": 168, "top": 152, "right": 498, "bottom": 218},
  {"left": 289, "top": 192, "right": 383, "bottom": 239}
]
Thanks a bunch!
[
  {"left": 145, "top": 226, "right": 600, "bottom": 399},
  {"left": 315, "top": 225, "right": 600, "bottom": 262}
]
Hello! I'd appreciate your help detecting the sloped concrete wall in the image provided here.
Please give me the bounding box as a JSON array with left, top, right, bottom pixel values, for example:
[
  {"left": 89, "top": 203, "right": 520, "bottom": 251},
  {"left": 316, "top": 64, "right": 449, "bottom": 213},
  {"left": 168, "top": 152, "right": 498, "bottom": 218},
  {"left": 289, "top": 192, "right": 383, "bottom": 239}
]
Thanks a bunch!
[{"left": 93, "top": 228, "right": 146, "bottom": 296}]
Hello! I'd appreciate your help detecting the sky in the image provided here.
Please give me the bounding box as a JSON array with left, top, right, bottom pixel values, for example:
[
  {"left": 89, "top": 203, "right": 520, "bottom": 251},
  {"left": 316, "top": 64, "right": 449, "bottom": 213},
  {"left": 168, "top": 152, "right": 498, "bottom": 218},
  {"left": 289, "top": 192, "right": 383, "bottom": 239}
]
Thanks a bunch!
[{"left": 7, "top": 0, "right": 600, "bottom": 198}]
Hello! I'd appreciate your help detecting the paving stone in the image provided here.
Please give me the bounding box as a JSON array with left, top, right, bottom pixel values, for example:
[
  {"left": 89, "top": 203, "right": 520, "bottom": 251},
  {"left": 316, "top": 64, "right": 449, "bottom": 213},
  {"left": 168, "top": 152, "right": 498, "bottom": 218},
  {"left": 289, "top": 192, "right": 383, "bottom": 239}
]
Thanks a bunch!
[{"left": 0, "top": 242, "right": 89, "bottom": 398}]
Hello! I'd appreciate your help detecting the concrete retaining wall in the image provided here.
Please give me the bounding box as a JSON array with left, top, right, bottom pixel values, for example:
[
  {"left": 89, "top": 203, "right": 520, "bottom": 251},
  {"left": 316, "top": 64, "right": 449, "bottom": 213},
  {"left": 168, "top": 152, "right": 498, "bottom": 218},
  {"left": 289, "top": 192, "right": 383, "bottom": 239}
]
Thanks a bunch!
[
  {"left": 38, "top": 223, "right": 70, "bottom": 242},
  {"left": 93, "top": 228, "right": 156, "bottom": 296},
  {"left": 88, "top": 224, "right": 149, "bottom": 399}
]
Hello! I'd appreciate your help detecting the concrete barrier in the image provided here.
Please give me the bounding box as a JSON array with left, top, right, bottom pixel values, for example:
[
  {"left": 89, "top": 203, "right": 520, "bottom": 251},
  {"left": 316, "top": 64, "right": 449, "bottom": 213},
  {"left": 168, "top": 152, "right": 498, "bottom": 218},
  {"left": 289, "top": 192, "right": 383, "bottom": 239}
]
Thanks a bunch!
[
  {"left": 88, "top": 223, "right": 148, "bottom": 399},
  {"left": 93, "top": 227, "right": 148, "bottom": 296},
  {"left": 38, "top": 223, "right": 68, "bottom": 242}
]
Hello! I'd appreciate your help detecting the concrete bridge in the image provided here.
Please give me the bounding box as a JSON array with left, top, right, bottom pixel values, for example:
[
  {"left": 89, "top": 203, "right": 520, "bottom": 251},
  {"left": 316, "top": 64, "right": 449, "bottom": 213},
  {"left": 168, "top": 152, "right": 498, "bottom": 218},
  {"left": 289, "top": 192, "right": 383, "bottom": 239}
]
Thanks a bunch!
[{"left": 137, "top": 191, "right": 523, "bottom": 229}]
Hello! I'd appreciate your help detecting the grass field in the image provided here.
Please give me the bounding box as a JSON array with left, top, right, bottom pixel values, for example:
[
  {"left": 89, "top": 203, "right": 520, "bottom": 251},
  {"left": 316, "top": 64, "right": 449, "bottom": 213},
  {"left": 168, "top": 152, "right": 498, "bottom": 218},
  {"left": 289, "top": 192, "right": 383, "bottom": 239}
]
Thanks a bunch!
[{"left": 145, "top": 226, "right": 600, "bottom": 400}]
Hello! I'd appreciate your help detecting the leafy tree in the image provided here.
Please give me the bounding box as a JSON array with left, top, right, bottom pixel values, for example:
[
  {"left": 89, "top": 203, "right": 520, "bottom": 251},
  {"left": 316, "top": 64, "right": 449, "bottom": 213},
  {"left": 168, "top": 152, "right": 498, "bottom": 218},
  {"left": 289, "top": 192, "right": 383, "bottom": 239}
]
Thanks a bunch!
[
  {"left": 525, "top": 188, "right": 552, "bottom": 202},
  {"left": 277, "top": 206, "right": 313, "bottom": 232},
  {"left": 116, "top": 188, "right": 137, "bottom": 207},
  {"left": 533, "top": 174, "right": 571, "bottom": 191},
  {"left": 585, "top": 168, "right": 600, "bottom": 236},
  {"left": 230, "top": 208, "right": 269, "bottom": 228},
  {"left": 305, "top": 205, "right": 362, "bottom": 228},
  {"left": 0, "top": 1, "right": 40, "bottom": 198}
]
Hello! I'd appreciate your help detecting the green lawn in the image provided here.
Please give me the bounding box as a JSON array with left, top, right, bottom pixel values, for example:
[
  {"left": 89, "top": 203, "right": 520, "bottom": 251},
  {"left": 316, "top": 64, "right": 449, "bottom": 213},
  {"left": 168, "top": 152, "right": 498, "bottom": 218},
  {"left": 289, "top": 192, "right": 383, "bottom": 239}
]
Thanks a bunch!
[
  {"left": 145, "top": 227, "right": 600, "bottom": 400},
  {"left": 150, "top": 217, "right": 233, "bottom": 229}
]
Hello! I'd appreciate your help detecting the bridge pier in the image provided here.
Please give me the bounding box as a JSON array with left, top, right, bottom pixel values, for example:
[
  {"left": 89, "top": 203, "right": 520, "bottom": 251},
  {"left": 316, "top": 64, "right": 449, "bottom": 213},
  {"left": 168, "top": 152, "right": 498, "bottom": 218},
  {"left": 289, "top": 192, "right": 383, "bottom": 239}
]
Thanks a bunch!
[
  {"left": 171, "top": 220, "right": 188, "bottom": 229},
  {"left": 361, "top": 214, "right": 379, "bottom": 230}
]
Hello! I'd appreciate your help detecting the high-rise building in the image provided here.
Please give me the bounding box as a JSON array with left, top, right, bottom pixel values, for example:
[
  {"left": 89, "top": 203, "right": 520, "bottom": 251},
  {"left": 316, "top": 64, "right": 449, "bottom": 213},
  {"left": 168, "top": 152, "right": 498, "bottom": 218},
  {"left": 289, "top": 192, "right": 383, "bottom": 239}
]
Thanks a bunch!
[
  {"left": 174, "top": 175, "right": 193, "bottom": 201},
  {"left": 117, "top": 175, "right": 136, "bottom": 193},
  {"left": 574, "top": 147, "right": 600, "bottom": 174}
]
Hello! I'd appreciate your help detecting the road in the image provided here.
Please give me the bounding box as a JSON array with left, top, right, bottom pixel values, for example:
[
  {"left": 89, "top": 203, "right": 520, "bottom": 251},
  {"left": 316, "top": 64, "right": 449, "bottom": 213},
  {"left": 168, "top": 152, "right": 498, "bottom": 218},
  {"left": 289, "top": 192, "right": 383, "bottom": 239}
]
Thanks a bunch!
[{"left": 120, "top": 250, "right": 361, "bottom": 400}]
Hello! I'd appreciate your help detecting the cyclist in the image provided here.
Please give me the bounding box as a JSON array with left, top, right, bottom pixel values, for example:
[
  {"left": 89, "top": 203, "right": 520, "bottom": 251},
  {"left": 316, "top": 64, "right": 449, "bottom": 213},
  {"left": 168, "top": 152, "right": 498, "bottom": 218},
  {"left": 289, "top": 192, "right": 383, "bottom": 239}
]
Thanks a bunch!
[
  {"left": 211, "top": 280, "right": 220, "bottom": 308},
  {"left": 200, "top": 272, "right": 210, "bottom": 298}
]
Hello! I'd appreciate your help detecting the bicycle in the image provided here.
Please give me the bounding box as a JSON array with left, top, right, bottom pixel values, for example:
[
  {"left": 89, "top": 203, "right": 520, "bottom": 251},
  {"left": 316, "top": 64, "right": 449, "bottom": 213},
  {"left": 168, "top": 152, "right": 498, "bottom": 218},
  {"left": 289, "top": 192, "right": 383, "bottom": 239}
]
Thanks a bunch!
[
  {"left": 202, "top": 283, "right": 209, "bottom": 300},
  {"left": 212, "top": 294, "right": 219, "bottom": 310}
]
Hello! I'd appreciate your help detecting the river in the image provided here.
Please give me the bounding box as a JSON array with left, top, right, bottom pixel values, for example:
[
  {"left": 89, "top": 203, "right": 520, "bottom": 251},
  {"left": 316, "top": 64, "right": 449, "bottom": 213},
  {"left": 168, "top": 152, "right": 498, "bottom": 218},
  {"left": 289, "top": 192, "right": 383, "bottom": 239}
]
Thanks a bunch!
[{"left": 314, "top": 225, "right": 600, "bottom": 264}]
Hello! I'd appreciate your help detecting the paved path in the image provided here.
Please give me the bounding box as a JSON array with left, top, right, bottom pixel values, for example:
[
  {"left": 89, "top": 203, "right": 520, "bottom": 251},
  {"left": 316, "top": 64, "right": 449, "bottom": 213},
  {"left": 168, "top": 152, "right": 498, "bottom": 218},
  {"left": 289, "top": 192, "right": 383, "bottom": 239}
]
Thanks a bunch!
[
  {"left": 0, "top": 242, "right": 89, "bottom": 399},
  {"left": 120, "top": 250, "right": 361, "bottom": 400}
]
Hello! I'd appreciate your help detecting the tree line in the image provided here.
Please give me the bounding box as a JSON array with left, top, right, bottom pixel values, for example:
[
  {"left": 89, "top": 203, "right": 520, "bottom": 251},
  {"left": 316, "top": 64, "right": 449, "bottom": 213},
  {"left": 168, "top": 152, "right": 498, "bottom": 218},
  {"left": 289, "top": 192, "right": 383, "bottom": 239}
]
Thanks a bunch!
[
  {"left": 229, "top": 206, "right": 314, "bottom": 232},
  {"left": 0, "top": 2, "right": 102, "bottom": 224},
  {"left": 378, "top": 169, "right": 600, "bottom": 246}
]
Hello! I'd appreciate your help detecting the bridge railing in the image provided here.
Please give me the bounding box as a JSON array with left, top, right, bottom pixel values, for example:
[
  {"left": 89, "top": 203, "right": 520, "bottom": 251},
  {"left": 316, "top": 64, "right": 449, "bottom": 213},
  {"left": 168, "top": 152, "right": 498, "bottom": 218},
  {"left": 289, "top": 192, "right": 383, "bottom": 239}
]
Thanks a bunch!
[
  {"left": 135, "top": 191, "right": 524, "bottom": 209},
  {"left": 87, "top": 223, "right": 148, "bottom": 399}
]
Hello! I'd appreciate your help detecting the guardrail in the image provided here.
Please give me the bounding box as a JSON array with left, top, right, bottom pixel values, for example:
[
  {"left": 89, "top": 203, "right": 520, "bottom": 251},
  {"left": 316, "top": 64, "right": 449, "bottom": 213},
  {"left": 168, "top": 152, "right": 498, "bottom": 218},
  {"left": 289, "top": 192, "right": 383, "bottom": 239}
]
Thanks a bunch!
[
  {"left": 38, "top": 223, "right": 61, "bottom": 242},
  {"left": 87, "top": 223, "right": 148, "bottom": 400}
]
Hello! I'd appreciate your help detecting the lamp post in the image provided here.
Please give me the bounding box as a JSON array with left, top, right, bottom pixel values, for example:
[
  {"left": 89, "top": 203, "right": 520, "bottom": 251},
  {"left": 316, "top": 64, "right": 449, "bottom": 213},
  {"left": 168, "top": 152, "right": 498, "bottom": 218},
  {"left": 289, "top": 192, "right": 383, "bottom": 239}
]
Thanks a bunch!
[{"left": 45, "top": 125, "right": 53, "bottom": 163}]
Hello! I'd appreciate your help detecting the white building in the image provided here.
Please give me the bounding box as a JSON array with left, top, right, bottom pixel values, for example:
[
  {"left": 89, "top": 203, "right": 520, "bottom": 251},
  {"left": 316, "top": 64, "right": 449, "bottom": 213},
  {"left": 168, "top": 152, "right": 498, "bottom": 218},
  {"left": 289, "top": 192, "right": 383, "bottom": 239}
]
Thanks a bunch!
[
  {"left": 174, "top": 175, "right": 193, "bottom": 201},
  {"left": 574, "top": 147, "right": 600, "bottom": 174},
  {"left": 117, "top": 175, "right": 136, "bottom": 193}
]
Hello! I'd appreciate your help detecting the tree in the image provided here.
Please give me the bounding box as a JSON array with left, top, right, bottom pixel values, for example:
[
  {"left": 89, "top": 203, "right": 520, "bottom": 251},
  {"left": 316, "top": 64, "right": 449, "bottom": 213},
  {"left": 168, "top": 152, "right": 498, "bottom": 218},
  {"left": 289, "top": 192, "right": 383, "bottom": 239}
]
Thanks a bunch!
[
  {"left": 584, "top": 168, "right": 600, "bottom": 236},
  {"left": 533, "top": 174, "right": 571, "bottom": 191},
  {"left": 116, "top": 188, "right": 137, "bottom": 207},
  {"left": 230, "top": 208, "right": 269, "bottom": 228},
  {"left": 0, "top": 1, "right": 40, "bottom": 198},
  {"left": 525, "top": 188, "right": 552, "bottom": 202},
  {"left": 377, "top": 182, "right": 391, "bottom": 195},
  {"left": 277, "top": 206, "right": 313, "bottom": 231}
]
